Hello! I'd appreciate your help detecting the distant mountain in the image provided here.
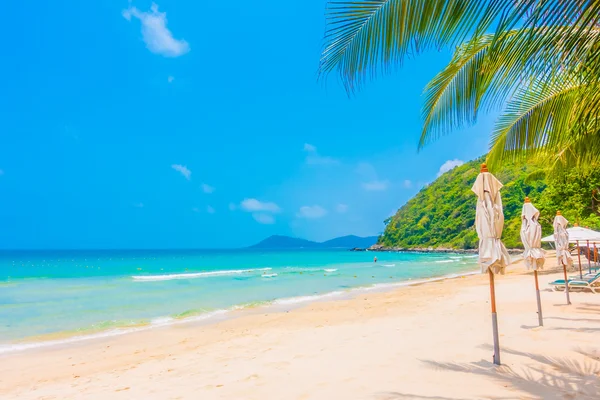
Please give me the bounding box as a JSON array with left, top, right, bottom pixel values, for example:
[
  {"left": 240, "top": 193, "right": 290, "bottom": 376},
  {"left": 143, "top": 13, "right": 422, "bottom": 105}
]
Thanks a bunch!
[
  {"left": 321, "top": 235, "right": 379, "bottom": 249},
  {"left": 250, "top": 235, "right": 378, "bottom": 249},
  {"left": 250, "top": 235, "right": 321, "bottom": 249}
]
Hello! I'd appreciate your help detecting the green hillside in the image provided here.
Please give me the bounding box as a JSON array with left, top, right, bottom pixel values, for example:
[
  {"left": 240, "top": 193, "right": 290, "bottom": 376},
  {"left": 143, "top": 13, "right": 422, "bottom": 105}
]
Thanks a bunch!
[{"left": 380, "top": 157, "right": 600, "bottom": 250}]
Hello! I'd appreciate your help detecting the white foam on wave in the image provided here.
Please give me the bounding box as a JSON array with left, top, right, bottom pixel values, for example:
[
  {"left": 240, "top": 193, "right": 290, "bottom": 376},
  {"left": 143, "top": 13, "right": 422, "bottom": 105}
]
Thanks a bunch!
[
  {"left": 273, "top": 290, "right": 345, "bottom": 306},
  {"left": 150, "top": 316, "right": 174, "bottom": 325},
  {"left": 262, "top": 273, "right": 278, "bottom": 278},
  {"left": 132, "top": 268, "right": 272, "bottom": 281},
  {"left": 434, "top": 259, "right": 455, "bottom": 264},
  {"left": 356, "top": 270, "right": 480, "bottom": 293},
  {"left": 324, "top": 268, "right": 338, "bottom": 272},
  {"left": 382, "top": 264, "right": 396, "bottom": 267},
  {"left": 0, "top": 309, "right": 229, "bottom": 355}
]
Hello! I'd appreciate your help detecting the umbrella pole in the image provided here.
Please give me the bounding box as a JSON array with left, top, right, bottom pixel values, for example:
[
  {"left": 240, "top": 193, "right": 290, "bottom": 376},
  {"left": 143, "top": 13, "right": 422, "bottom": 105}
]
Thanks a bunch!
[
  {"left": 576, "top": 240, "right": 583, "bottom": 279},
  {"left": 587, "top": 240, "right": 592, "bottom": 274},
  {"left": 562, "top": 261, "right": 571, "bottom": 305},
  {"left": 488, "top": 269, "right": 501, "bottom": 365},
  {"left": 534, "top": 270, "right": 543, "bottom": 326}
]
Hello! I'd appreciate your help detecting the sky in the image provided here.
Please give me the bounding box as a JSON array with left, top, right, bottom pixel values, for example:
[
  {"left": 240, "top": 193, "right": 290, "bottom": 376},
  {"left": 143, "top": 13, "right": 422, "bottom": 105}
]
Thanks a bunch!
[{"left": 0, "top": 1, "right": 495, "bottom": 249}]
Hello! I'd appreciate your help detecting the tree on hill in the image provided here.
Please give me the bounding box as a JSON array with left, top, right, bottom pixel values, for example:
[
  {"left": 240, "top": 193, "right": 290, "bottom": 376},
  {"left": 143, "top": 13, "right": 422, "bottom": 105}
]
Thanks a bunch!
[{"left": 379, "top": 157, "right": 600, "bottom": 250}]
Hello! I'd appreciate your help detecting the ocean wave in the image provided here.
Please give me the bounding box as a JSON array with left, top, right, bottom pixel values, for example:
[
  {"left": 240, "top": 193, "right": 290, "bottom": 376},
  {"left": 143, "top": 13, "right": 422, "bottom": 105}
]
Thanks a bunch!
[
  {"left": 324, "top": 268, "right": 338, "bottom": 272},
  {"left": 273, "top": 291, "right": 345, "bottom": 306},
  {"left": 0, "top": 268, "right": 481, "bottom": 355},
  {"left": 381, "top": 264, "right": 396, "bottom": 267},
  {"left": 132, "top": 268, "right": 272, "bottom": 281},
  {"left": 434, "top": 259, "right": 455, "bottom": 264},
  {"left": 261, "top": 273, "right": 278, "bottom": 278},
  {"left": 355, "top": 270, "right": 480, "bottom": 293},
  {"left": 150, "top": 316, "right": 175, "bottom": 325},
  {"left": 0, "top": 309, "right": 229, "bottom": 355}
]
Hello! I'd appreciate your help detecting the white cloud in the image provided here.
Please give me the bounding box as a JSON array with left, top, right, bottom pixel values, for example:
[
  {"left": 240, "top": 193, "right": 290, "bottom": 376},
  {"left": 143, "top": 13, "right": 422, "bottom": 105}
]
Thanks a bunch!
[
  {"left": 228, "top": 202, "right": 237, "bottom": 211},
  {"left": 240, "top": 198, "right": 280, "bottom": 213},
  {"left": 303, "top": 143, "right": 339, "bottom": 165},
  {"left": 336, "top": 203, "right": 349, "bottom": 213},
  {"left": 303, "top": 143, "right": 316, "bottom": 152},
  {"left": 133, "top": 202, "right": 144, "bottom": 208},
  {"left": 201, "top": 183, "right": 215, "bottom": 194},
  {"left": 252, "top": 213, "right": 275, "bottom": 224},
  {"left": 122, "top": 3, "right": 190, "bottom": 58},
  {"left": 297, "top": 205, "right": 327, "bottom": 219},
  {"left": 437, "top": 159, "right": 465, "bottom": 177},
  {"left": 206, "top": 206, "right": 215, "bottom": 214},
  {"left": 171, "top": 164, "right": 191, "bottom": 180},
  {"left": 167, "top": 75, "right": 175, "bottom": 83},
  {"left": 362, "top": 180, "right": 389, "bottom": 191},
  {"left": 402, "top": 180, "right": 413, "bottom": 189}
]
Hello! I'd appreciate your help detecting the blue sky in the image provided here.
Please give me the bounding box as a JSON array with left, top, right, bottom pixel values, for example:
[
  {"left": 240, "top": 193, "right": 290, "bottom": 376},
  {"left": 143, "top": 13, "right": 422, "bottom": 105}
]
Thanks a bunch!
[{"left": 0, "top": 1, "right": 494, "bottom": 249}]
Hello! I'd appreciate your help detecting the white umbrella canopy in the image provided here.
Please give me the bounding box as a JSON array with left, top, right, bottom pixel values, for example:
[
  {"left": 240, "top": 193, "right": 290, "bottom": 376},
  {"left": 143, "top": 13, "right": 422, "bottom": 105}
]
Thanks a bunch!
[
  {"left": 521, "top": 200, "right": 545, "bottom": 271},
  {"left": 553, "top": 214, "right": 574, "bottom": 268},
  {"left": 472, "top": 168, "right": 511, "bottom": 274},
  {"left": 542, "top": 226, "right": 600, "bottom": 243},
  {"left": 553, "top": 212, "right": 573, "bottom": 305}
]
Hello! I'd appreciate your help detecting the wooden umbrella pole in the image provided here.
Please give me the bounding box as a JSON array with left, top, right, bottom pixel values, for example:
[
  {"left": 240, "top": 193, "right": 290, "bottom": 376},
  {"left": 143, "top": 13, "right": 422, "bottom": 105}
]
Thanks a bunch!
[
  {"left": 562, "top": 261, "right": 571, "bottom": 305},
  {"left": 577, "top": 240, "right": 583, "bottom": 279},
  {"left": 595, "top": 244, "right": 598, "bottom": 272},
  {"left": 534, "top": 270, "right": 543, "bottom": 326},
  {"left": 488, "top": 269, "right": 501, "bottom": 365},
  {"left": 587, "top": 240, "right": 592, "bottom": 274}
]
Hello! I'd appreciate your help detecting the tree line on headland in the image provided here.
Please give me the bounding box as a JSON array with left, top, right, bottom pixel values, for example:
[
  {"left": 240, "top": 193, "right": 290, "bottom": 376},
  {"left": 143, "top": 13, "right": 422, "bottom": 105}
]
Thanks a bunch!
[{"left": 379, "top": 157, "right": 600, "bottom": 250}]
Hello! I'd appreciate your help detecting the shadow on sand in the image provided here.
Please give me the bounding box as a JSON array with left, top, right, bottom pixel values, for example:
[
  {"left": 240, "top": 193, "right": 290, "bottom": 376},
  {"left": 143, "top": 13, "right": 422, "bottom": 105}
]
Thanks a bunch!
[
  {"left": 419, "top": 346, "right": 600, "bottom": 399},
  {"left": 375, "top": 391, "right": 514, "bottom": 400}
]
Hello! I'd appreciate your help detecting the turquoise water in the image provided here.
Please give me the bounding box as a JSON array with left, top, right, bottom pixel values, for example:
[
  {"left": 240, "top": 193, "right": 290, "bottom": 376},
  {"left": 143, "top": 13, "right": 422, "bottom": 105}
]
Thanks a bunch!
[{"left": 0, "top": 249, "right": 477, "bottom": 352}]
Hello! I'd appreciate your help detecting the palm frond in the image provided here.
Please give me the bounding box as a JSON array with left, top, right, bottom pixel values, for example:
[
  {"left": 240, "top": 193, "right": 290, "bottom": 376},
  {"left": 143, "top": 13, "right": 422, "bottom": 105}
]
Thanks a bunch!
[
  {"left": 319, "top": 0, "right": 512, "bottom": 91},
  {"left": 487, "top": 74, "right": 584, "bottom": 168},
  {"left": 420, "top": 25, "right": 600, "bottom": 149}
]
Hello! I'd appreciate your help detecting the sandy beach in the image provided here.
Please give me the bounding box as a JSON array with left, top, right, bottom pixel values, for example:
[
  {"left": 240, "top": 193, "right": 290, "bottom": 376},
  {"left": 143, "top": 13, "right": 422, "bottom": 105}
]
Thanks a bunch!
[{"left": 2, "top": 256, "right": 599, "bottom": 399}]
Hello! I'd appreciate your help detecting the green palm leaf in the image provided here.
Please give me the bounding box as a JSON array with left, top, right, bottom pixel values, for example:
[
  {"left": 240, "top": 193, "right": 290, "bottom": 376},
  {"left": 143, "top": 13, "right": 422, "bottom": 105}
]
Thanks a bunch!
[{"left": 319, "top": 0, "right": 511, "bottom": 90}]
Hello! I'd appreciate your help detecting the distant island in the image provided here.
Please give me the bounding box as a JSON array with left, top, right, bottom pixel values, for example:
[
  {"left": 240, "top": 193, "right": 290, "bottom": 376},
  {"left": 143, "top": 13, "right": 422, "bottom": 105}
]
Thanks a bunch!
[{"left": 250, "top": 235, "right": 379, "bottom": 250}]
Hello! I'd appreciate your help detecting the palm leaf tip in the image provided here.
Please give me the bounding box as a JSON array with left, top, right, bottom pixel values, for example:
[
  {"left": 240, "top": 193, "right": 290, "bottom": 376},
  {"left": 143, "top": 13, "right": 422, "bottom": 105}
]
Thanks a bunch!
[{"left": 319, "top": 0, "right": 509, "bottom": 90}]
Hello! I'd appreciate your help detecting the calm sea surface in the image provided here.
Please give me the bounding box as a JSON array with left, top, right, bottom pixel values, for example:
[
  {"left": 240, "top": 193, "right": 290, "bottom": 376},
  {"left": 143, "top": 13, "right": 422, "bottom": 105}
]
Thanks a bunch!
[{"left": 0, "top": 249, "right": 478, "bottom": 353}]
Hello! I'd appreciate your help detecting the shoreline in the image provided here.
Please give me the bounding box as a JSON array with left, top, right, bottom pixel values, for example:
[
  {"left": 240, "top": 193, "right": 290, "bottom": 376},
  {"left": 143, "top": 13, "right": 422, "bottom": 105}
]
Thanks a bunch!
[
  {"left": 355, "top": 246, "right": 524, "bottom": 255},
  {"left": 0, "top": 267, "right": 481, "bottom": 356}
]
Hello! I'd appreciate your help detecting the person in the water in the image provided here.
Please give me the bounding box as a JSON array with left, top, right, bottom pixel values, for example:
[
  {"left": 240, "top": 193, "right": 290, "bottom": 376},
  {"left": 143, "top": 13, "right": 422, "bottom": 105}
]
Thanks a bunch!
[{"left": 374, "top": 256, "right": 377, "bottom": 263}]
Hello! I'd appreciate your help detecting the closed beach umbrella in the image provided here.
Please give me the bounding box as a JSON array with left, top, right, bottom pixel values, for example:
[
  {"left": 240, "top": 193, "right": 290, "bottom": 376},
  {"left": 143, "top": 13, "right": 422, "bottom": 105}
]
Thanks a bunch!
[
  {"left": 472, "top": 163, "right": 510, "bottom": 366},
  {"left": 520, "top": 198, "right": 545, "bottom": 326},
  {"left": 553, "top": 212, "right": 573, "bottom": 305}
]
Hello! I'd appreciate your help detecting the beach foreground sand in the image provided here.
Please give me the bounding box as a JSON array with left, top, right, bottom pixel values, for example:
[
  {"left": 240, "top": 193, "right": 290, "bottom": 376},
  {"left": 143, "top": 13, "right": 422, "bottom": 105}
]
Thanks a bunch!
[{"left": 2, "top": 257, "right": 600, "bottom": 399}]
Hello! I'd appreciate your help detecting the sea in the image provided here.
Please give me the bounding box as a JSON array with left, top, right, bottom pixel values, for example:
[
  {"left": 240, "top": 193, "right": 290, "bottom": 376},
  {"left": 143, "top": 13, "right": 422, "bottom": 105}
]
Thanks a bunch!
[{"left": 0, "top": 249, "right": 478, "bottom": 354}]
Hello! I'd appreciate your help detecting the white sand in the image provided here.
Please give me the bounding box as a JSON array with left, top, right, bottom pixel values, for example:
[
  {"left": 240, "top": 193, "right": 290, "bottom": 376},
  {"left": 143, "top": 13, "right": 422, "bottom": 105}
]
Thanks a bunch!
[{"left": 2, "top": 257, "right": 600, "bottom": 399}]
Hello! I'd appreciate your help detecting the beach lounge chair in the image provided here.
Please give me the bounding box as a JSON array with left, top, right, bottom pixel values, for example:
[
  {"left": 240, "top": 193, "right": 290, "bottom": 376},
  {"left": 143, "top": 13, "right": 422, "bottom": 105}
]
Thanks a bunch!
[{"left": 549, "top": 273, "right": 600, "bottom": 293}]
